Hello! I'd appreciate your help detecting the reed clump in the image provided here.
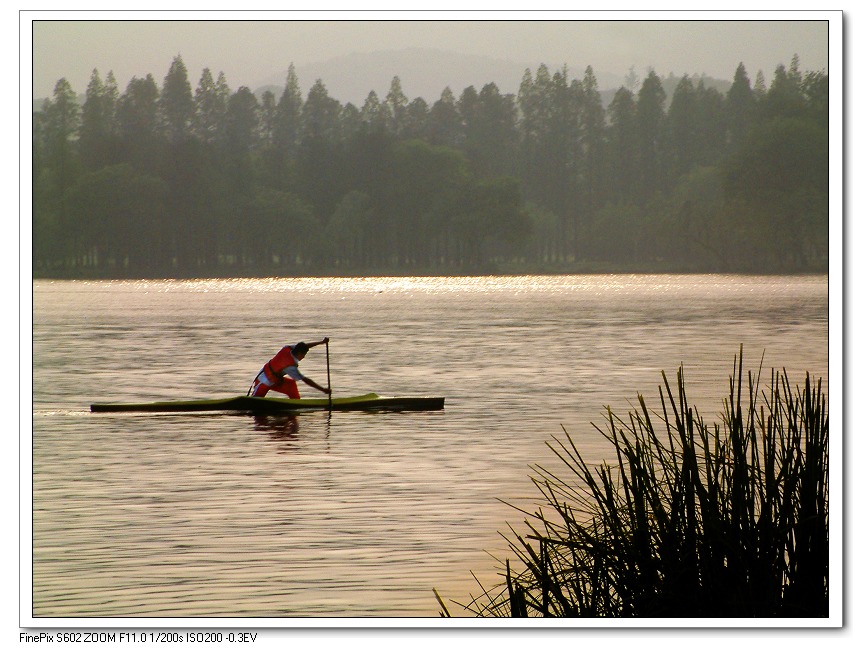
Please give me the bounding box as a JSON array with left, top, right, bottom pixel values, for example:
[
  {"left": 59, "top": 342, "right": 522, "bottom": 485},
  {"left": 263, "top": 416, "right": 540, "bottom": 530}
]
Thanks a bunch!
[{"left": 438, "top": 349, "right": 828, "bottom": 618}]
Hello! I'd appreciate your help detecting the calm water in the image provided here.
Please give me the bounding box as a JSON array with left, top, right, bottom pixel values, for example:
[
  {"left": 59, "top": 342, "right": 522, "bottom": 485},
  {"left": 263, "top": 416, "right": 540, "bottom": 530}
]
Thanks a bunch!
[{"left": 29, "top": 275, "right": 829, "bottom": 619}]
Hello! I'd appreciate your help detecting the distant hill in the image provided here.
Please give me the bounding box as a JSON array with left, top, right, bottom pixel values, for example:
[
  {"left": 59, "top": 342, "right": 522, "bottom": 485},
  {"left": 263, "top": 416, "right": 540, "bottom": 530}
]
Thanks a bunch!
[
  {"left": 256, "top": 47, "right": 612, "bottom": 105},
  {"left": 256, "top": 48, "right": 732, "bottom": 108}
]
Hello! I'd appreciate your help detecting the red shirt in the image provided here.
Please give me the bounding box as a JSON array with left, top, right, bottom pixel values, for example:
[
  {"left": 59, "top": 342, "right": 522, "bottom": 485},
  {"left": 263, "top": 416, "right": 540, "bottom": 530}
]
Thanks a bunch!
[{"left": 263, "top": 345, "right": 304, "bottom": 382}]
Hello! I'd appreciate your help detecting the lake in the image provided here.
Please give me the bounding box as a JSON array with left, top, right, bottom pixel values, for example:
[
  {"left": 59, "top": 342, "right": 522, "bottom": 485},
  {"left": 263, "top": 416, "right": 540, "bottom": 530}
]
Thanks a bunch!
[{"left": 28, "top": 274, "right": 829, "bottom": 619}]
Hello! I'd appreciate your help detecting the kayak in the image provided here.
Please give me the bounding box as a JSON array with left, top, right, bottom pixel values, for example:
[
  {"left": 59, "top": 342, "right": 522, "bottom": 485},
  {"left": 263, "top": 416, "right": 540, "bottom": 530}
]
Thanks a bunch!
[{"left": 90, "top": 392, "right": 444, "bottom": 414}]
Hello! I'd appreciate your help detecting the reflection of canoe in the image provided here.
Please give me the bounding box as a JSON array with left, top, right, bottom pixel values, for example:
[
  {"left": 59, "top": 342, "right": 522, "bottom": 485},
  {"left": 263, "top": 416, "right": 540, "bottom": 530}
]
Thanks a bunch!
[{"left": 90, "top": 392, "right": 445, "bottom": 413}]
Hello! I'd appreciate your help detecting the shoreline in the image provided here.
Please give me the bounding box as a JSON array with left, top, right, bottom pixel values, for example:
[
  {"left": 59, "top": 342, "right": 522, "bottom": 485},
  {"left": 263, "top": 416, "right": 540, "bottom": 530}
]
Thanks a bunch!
[{"left": 31, "top": 262, "right": 829, "bottom": 281}]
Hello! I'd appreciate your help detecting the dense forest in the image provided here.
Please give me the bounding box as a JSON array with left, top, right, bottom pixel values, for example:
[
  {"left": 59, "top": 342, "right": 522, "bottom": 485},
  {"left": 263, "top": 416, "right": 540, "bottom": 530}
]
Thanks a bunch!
[{"left": 32, "top": 54, "right": 828, "bottom": 277}]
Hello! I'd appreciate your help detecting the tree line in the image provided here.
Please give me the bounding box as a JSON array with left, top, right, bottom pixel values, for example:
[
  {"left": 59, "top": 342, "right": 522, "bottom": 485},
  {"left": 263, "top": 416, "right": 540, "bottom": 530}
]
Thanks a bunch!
[{"left": 32, "top": 54, "right": 828, "bottom": 277}]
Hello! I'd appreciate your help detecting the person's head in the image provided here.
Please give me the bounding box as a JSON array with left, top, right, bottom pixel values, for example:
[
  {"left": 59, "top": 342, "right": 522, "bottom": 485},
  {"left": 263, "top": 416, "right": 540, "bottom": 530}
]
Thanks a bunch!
[{"left": 293, "top": 342, "right": 310, "bottom": 359}]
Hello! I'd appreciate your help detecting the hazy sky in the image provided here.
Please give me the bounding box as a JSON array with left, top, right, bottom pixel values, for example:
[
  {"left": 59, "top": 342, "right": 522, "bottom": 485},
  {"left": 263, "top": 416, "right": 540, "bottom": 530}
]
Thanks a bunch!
[{"left": 27, "top": 12, "right": 832, "bottom": 99}]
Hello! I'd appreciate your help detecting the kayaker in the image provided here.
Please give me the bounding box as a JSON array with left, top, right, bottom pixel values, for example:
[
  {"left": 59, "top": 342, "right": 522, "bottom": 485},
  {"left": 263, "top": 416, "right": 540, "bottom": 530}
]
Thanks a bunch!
[{"left": 248, "top": 338, "right": 331, "bottom": 399}]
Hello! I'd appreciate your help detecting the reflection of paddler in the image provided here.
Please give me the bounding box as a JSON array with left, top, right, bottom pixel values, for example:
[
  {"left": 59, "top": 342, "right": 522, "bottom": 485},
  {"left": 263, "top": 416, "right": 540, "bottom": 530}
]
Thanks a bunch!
[
  {"left": 254, "top": 414, "right": 300, "bottom": 439},
  {"left": 248, "top": 338, "right": 331, "bottom": 399}
]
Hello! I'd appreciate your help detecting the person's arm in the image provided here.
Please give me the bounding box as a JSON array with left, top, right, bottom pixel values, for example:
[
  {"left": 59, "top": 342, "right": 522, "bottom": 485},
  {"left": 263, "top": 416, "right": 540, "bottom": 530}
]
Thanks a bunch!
[
  {"left": 302, "top": 376, "right": 331, "bottom": 395},
  {"left": 306, "top": 337, "right": 329, "bottom": 349}
]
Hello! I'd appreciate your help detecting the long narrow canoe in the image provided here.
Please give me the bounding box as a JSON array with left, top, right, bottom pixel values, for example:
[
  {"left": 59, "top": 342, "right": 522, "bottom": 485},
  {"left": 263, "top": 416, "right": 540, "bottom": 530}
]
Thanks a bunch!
[{"left": 90, "top": 392, "right": 444, "bottom": 414}]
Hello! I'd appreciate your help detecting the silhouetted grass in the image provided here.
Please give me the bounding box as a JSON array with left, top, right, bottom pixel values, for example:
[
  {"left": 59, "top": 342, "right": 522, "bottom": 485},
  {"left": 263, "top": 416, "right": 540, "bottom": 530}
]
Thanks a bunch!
[{"left": 437, "top": 348, "right": 828, "bottom": 618}]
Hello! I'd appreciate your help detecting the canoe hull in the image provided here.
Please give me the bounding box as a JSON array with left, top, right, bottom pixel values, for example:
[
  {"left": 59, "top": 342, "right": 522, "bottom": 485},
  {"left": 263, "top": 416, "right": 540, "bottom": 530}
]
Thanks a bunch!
[{"left": 90, "top": 393, "right": 444, "bottom": 414}]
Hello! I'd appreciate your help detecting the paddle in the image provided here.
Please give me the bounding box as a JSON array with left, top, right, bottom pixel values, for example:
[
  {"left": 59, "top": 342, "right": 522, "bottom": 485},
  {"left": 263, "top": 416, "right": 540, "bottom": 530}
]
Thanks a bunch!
[{"left": 325, "top": 338, "right": 332, "bottom": 410}]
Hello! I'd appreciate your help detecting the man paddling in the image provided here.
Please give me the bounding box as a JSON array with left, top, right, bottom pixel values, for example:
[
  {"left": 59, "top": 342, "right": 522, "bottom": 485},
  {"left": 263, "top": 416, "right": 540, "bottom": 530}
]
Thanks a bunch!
[{"left": 248, "top": 338, "right": 331, "bottom": 399}]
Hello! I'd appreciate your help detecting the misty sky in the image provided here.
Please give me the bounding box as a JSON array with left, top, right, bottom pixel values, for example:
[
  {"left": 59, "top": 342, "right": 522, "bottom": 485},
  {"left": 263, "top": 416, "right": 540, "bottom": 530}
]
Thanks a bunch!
[{"left": 27, "top": 13, "right": 831, "bottom": 100}]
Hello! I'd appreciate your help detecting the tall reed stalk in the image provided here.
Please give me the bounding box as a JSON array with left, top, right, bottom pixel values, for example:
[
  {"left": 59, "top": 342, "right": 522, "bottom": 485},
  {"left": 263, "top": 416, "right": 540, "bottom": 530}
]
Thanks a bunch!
[{"left": 438, "top": 348, "right": 828, "bottom": 618}]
